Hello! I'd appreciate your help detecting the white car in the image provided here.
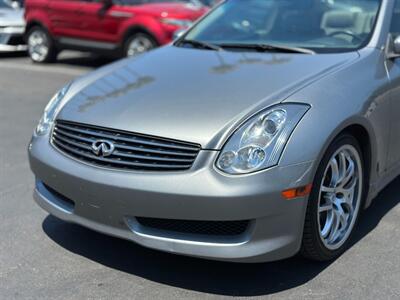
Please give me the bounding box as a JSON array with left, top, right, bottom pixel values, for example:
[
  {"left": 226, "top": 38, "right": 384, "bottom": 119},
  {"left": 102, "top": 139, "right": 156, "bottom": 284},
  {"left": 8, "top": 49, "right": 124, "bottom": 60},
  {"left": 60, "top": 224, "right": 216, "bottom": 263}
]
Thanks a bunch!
[{"left": 0, "top": 0, "right": 26, "bottom": 52}]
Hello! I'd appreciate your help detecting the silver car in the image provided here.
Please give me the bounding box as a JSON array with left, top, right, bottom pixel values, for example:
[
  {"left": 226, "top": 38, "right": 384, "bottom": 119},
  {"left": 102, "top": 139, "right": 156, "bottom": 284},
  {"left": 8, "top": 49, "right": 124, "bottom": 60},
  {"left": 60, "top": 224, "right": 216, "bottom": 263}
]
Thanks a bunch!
[
  {"left": 0, "top": 0, "right": 25, "bottom": 52},
  {"left": 29, "top": 0, "right": 400, "bottom": 262}
]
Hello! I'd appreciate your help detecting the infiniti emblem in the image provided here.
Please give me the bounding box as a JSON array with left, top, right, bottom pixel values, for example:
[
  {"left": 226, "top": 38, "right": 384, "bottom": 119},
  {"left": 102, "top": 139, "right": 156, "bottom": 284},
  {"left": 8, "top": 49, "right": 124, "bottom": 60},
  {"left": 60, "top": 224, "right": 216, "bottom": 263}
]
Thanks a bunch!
[{"left": 91, "top": 140, "right": 115, "bottom": 157}]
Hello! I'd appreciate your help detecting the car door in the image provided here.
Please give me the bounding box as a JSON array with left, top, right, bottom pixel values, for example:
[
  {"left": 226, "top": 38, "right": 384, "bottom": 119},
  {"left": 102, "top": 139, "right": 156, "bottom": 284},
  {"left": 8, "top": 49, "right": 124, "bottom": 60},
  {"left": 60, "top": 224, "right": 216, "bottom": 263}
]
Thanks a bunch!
[
  {"left": 78, "top": 0, "right": 133, "bottom": 45},
  {"left": 385, "top": 0, "right": 400, "bottom": 170},
  {"left": 48, "top": 0, "right": 83, "bottom": 38}
]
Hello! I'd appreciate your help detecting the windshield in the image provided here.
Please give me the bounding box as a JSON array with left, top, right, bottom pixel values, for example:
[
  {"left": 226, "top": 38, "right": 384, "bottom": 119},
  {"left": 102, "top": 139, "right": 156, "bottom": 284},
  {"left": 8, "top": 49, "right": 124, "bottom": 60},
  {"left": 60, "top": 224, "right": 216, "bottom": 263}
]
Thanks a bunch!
[
  {"left": 0, "top": 0, "right": 12, "bottom": 8},
  {"left": 183, "top": 0, "right": 382, "bottom": 53}
]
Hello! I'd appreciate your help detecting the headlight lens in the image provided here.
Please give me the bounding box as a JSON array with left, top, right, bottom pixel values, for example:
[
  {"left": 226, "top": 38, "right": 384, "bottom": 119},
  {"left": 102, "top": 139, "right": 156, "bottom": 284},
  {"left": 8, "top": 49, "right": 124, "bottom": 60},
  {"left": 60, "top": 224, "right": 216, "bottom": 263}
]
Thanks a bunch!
[
  {"left": 161, "top": 18, "right": 193, "bottom": 28},
  {"left": 216, "top": 104, "right": 310, "bottom": 174},
  {"left": 36, "top": 83, "right": 71, "bottom": 136}
]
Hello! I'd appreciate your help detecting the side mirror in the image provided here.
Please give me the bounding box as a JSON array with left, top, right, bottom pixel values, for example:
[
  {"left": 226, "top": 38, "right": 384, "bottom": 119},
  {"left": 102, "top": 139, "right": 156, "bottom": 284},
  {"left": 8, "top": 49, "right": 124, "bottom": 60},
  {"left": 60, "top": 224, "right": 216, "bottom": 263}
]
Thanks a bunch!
[
  {"left": 98, "top": 0, "right": 112, "bottom": 16},
  {"left": 102, "top": 0, "right": 113, "bottom": 8},
  {"left": 387, "top": 34, "right": 400, "bottom": 59}
]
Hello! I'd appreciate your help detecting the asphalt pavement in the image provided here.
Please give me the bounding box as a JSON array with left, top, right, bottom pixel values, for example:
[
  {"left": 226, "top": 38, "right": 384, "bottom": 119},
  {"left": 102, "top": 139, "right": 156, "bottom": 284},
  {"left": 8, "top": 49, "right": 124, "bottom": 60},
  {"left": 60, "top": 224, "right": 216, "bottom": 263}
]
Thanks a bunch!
[{"left": 0, "top": 51, "right": 399, "bottom": 300}]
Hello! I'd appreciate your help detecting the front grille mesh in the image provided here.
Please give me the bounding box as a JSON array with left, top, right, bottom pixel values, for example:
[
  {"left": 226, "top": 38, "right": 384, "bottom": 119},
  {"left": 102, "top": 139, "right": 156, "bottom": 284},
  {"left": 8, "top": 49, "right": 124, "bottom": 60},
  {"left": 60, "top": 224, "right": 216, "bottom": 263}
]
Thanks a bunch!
[
  {"left": 136, "top": 217, "right": 250, "bottom": 236},
  {"left": 51, "top": 120, "right": 201, "bottom": 171},
  {"left": 8, "top": 35, "right": 24, "bottom": 46}
]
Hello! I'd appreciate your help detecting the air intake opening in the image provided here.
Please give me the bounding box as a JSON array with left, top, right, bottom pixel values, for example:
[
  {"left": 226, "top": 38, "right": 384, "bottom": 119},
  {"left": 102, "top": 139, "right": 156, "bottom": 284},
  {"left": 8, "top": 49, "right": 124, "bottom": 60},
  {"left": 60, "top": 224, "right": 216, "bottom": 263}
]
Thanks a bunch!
[{"left": 136, "top": 217, "right": 250, "bottom": 236}]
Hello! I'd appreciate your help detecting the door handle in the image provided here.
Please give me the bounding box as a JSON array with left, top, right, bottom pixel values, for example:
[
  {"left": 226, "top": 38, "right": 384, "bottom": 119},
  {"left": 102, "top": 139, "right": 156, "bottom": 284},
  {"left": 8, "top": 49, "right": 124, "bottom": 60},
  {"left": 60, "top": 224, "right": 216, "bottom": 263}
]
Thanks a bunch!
[{"left": 109, "top": 11, "right": 134, "bottom": 18}]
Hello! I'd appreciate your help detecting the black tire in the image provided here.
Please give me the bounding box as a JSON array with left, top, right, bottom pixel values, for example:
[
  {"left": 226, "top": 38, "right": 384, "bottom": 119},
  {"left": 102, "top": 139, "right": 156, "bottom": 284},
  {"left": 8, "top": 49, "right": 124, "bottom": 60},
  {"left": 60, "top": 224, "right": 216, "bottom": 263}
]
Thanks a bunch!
[
  {"left": 122, "top": 32, "right": 157, "bottom": 58},
  {"left": 301, "top": 133, "right": 366, "bottom": 261},
  {"left": 27, "top": 26, "right": 57, "bottom": 63}
]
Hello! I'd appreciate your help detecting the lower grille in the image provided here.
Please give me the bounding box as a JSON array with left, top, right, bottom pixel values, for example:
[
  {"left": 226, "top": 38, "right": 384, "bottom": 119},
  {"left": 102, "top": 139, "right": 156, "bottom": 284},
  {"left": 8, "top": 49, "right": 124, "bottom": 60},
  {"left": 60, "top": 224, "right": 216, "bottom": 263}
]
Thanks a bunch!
[
  {"left": 136, "top": 217, "right": 250, "bottom": 236},
  {"left": 8, "top": 35, "right": 24, "bottom": 46},
  {"left": 51, "top": 120, "right": 201, "bottom": 172}
]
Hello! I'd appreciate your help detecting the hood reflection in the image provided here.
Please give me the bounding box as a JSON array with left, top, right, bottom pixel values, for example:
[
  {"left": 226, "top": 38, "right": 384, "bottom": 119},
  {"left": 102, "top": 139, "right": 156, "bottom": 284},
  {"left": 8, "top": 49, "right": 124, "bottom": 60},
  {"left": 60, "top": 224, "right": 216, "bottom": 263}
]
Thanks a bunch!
[
  {"left": 77, "top": 66, "right": 155, "bottom": 112},
  {"left": 211, "top": 52, "right": 291, "bottom": 74}
]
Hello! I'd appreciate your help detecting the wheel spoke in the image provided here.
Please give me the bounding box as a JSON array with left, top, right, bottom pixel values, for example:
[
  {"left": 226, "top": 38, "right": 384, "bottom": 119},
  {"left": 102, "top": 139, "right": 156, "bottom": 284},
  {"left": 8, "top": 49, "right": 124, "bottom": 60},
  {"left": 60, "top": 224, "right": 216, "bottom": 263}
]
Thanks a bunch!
[
  {"left": 338, "top": 152, "right": 347, "bottom": 184},
  {"left": 38, "top": 46, "right": 46, "bottom": 56},
  {"left": 319, "top": 203, "right": 333, "bottom": 213},
  {"left": 336, "top": 204, "right": 348, "bottom": 229},
  {"left": 340, "top": 159, "right": 355, "bottom": 188},
  {"left": 327, "top": 209, "right": 340, "bottom": 243},
  {"left": 346, "top": 187, "right": 356, "bottom": 215},
  {"left": 343, "top": 173, "right": 357, "bottom": 192},
  {"left": 329, "top": 157, "right": 340, "bottom": 187},
  {"left": 321, "top": 185, "right": 335, "bottom": 193},
  {"left": 321, "top": 211, "right": 334, "bottom": 238},
  {"left": 339, "top": 177, "right": 357, "bottom": 208}
]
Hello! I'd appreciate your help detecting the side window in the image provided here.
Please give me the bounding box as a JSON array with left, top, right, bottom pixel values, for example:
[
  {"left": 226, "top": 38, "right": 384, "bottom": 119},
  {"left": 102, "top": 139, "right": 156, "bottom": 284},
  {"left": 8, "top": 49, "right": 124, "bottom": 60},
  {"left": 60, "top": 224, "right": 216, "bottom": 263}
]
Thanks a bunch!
[{"left": 391, "top": 0, "right": 400, "bottom": 34}]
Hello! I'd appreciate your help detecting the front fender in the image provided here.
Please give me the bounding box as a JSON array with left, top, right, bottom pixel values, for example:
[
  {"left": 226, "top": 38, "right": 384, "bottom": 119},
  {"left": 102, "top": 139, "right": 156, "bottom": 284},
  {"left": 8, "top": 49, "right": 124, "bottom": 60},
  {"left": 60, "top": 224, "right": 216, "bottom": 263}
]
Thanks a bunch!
[
  {"left": 118, "top": 17, "right": 167, "bottom": 45},
  {"left": 25, "top": 9, "right": 52, "bottom": 34},
  {"left": 280, "top": 48, "right": 390, "bottom": 208},
  {"left": 281, "top": 105, "right": 382, "bottom": 209}
]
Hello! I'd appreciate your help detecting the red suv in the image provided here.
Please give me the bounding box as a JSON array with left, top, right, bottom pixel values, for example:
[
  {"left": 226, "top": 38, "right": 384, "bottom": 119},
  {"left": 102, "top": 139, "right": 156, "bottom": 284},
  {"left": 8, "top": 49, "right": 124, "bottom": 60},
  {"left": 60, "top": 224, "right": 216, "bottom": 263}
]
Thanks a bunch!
[{"left": 24, "top": 0, "right": 208, "bottom": 63}]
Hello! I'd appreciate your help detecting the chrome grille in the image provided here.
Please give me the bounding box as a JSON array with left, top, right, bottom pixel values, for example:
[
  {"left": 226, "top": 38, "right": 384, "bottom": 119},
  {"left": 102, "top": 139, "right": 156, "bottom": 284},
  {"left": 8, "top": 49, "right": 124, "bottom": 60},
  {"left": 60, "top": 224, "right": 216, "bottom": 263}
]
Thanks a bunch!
[{"left": 51, "top": 120, "right": 201, "bottom": 171}]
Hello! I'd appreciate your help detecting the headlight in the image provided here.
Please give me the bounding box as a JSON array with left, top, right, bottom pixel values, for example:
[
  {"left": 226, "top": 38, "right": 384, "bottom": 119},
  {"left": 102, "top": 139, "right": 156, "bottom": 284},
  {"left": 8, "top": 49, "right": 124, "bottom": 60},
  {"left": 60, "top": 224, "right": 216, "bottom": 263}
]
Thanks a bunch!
[
  {"left": 216, "top": 104, "right": 310, "bottom": 174},
  {"left": 161, "top": 18, "right": 193, "bottom": 27},
  {"left": 36, "top": 83, "right": 71, "bottom": 136}
]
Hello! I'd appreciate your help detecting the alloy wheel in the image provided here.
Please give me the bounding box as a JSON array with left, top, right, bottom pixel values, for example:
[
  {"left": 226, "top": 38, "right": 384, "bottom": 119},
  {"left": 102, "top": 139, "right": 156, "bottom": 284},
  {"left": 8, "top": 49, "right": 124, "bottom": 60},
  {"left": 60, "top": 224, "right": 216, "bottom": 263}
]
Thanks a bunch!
[
  {"left": 28, "top": 29, "right": 50, "bottom": 62},
  {"left": 126, "top": 35, "right": 155, "bottom": 57},
  {"left": 317, "top": 144, "right": 363, "bottom": 250}
]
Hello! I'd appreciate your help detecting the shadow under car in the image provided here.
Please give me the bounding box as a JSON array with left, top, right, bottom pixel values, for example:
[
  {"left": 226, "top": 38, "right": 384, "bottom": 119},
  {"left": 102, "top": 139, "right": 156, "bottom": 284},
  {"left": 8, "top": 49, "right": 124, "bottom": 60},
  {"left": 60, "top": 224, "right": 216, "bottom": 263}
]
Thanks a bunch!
[{"left": 41, "top": 176, "right": 400, "bottom": 297}]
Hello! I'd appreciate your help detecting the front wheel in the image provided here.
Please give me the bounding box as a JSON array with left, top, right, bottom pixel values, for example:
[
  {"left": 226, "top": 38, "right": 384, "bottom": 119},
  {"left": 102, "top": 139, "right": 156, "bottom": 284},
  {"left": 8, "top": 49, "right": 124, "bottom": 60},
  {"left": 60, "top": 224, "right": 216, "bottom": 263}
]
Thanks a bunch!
[
  {"left": 123, "top": 33, "right": 157, "bottom": 58},
  {"left": 301, "top": 134, "right": 365, "bottom": 261},
  {"left": 27, "top": 27, "right": 57, "bottom": 63}
]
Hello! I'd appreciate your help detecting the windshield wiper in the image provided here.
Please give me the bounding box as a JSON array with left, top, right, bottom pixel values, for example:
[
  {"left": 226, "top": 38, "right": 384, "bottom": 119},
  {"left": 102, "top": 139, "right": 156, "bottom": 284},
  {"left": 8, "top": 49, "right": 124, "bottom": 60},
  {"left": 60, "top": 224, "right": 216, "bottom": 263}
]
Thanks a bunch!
[
  {"left": 218, "top": 43, "right": 315, "bottom": 55},
  {"left": 175, "top": 39, "right": 223, "bottom": 51}
]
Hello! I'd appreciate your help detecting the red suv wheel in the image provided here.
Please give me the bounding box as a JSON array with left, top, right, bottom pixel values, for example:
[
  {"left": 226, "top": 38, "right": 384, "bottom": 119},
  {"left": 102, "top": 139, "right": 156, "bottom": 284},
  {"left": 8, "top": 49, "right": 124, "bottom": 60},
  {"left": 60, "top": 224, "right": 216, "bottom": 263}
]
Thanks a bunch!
[
  {"left": 27, "top": 26, "right": 57, "bottom": 63},
  {"left": 123, "top": 33, "right": 158, "bottom": 57}
]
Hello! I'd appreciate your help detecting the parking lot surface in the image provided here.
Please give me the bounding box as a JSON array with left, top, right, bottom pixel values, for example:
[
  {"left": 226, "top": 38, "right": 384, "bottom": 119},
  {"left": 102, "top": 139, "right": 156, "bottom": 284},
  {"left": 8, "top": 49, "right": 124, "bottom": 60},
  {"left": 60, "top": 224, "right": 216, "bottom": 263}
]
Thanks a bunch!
[{"left": 0, "top": 52, "right": 399, "bottom": 300}]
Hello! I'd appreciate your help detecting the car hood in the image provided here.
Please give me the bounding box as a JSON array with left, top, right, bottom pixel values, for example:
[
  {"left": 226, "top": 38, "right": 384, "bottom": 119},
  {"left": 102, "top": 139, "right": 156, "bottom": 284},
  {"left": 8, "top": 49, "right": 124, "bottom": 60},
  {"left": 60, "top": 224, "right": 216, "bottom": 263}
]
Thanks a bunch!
[
  {"left": 0, "top": 8, "right": 24, "bottom": 27},
  {"left": 59, "top": 46, "right": 358, "bottom": 149}
]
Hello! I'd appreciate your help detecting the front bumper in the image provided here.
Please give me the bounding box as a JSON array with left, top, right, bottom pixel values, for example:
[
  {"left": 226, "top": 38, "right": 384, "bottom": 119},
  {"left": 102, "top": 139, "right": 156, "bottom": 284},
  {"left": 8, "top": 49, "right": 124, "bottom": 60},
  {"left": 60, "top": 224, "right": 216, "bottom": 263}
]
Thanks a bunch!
[
  {"left": 0, "top": 27, "right": 26, "bottom": 52},
  {"left": 29, "top": 134, "right": 315, "bottom": 263}
]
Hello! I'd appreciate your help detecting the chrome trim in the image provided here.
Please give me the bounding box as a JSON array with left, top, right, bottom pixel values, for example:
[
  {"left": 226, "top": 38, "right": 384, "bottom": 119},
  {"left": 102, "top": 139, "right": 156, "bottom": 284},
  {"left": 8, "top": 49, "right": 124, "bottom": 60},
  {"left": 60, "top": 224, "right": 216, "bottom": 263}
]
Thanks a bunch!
[
  {"left": 51, "top": 120, "right": 201, "bottom": 171},
  {"left": 58, "top": 37, "right": 117, "bottom": 50}
]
